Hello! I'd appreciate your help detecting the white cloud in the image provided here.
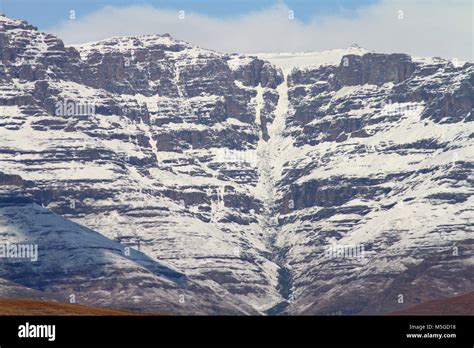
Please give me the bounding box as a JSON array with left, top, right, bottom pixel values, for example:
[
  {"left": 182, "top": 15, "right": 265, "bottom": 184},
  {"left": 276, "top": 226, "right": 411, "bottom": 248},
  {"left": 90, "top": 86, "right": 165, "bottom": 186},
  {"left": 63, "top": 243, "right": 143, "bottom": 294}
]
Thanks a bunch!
[{"left": 47, "top": 0, "right": 472, "bottom": 60}]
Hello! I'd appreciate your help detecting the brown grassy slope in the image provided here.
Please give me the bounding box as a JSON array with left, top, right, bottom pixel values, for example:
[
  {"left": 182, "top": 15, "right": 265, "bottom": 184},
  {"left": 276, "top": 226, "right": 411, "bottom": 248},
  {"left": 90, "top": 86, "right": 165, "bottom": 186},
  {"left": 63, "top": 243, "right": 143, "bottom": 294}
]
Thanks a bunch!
[
  {"left": 390, "top": 291, "right": 474, "bottom": 315},
  {"left": 0, "top": 299, "right": 153, "bottom": 316}
]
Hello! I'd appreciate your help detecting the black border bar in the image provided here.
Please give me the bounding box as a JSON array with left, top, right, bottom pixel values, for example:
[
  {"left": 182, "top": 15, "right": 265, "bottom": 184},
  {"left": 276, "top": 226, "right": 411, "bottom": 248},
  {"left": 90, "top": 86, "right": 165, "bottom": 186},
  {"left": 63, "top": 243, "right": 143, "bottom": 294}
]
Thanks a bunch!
[{"left": 0, "top": 315, "right": 472, "bottom": 346}]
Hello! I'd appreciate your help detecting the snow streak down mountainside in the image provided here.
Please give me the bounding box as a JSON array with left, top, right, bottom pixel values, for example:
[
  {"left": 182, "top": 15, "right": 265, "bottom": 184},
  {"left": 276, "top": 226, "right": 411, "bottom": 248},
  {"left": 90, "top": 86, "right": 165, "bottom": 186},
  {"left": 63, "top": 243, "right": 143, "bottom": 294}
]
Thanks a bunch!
[{"left": 0, "top": 15, "right": 473, "bottom": 314}]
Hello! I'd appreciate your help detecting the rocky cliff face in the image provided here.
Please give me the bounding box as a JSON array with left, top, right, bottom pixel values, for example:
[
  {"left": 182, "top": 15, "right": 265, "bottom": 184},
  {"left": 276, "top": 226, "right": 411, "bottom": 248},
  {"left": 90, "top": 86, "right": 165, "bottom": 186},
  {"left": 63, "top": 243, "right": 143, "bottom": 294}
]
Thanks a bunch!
[
  {"left": 0, "top": 15, "right": 472, "bottom": 314},
  {"left": 263, "top": 51, "right": 473, "bottom": 315}
]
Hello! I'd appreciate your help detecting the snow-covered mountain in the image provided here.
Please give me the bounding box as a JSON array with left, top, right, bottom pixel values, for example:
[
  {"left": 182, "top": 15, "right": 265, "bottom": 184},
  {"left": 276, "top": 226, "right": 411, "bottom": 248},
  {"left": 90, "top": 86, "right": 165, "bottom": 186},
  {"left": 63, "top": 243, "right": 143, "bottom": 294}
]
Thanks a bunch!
[
  {"left": 0, "top": 173, "right": 257, "bottom": 314},
  {"left": 0, "top": 14, "right": 472, "bottom": 315}
]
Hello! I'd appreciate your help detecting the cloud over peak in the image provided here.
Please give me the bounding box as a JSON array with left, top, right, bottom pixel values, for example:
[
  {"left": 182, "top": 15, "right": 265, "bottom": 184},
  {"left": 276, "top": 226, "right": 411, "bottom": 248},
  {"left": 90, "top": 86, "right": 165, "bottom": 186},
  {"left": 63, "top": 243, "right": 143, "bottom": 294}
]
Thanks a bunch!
[{"left": 47, "top": 0, "right": 472, "bottom": 61}]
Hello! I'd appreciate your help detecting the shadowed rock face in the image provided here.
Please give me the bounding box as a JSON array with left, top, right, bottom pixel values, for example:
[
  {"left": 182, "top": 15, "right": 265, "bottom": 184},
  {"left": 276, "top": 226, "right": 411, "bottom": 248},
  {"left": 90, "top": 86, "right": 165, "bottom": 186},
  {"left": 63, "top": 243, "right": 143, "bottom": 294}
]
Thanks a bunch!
[
  {"left": 0, "top": 14, "right": 473, "bottom": 315},
  {"left": 333, "top": 53, "right": 416, "bottom": 87},
  {"left": 0, "top": 172, "right": 24, "bottom": 186},
  {"left": 232, "top": 58, "right": 284, "bottom": 88}
]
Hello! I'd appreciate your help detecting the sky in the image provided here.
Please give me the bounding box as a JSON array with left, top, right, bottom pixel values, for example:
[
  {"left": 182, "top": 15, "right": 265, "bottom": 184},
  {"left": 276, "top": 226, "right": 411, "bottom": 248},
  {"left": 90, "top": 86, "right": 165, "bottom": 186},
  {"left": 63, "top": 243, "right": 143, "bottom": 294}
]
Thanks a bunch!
[
  {"left": 1, "top": 0, "right": 472, "bottom": 60},
  {"left": 1, "top": 0, "right": 379, "bottom": 28}
]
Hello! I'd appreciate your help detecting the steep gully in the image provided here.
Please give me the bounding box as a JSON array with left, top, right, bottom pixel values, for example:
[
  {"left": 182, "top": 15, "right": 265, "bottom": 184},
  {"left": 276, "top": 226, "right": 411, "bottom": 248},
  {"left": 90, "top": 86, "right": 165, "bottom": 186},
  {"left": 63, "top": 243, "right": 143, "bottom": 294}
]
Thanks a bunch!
[{"left": 255, "top": 68, "right": 295, "bottom": 314}]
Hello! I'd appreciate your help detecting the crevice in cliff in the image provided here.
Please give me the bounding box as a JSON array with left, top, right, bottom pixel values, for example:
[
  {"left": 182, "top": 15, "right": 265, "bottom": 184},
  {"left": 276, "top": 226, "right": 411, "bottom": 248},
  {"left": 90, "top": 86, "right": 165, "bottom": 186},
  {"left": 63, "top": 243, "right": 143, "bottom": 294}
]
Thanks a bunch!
[{"left": 255, "top": 69, "right": 295, "bottom": 314}]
